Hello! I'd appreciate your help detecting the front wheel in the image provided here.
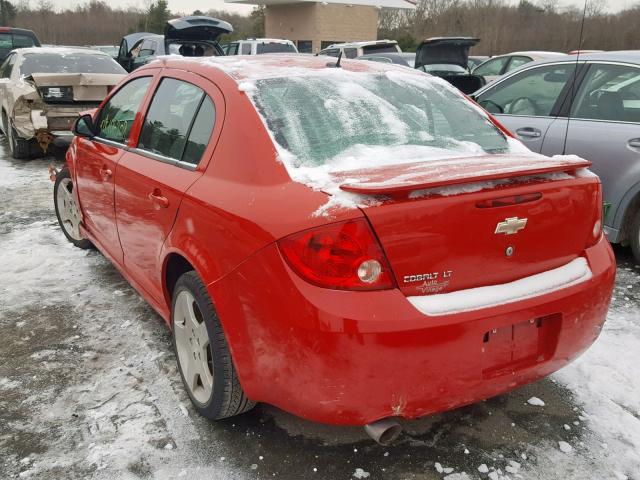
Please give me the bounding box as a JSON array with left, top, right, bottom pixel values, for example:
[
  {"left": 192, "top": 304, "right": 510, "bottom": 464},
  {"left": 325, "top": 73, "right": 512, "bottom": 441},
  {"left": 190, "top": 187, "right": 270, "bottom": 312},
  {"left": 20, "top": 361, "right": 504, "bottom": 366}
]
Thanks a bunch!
[
  {"left": 172, "top": 271, "right": 255, "bottom": 420},
  {"left": 54, "top": 168, "right": 92, "bottom": 249}
]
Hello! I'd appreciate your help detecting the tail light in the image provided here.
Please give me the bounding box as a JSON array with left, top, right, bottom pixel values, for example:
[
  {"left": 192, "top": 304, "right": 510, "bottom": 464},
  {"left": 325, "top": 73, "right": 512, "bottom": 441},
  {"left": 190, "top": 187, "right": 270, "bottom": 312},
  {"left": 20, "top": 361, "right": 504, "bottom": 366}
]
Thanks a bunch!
[
  {"left": 278, "top": 218, "right": 396, "bottom": 291},
  {"left": 587, "top": 184, "right": 603, "bottom": 248}
]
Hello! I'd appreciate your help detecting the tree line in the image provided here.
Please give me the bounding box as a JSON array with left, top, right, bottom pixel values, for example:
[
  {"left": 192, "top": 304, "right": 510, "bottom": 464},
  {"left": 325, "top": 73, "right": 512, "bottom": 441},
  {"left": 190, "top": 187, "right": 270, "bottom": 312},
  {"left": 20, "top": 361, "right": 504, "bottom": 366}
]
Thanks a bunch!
[
  {"left": 379, "top": 0, "right": 640, "bottom": 54},
  {"left": 1, "top": 0, "right": 640, "bottom": 54},
  {"left": 0, "top": 0, "right": 263, "bottom": 46}
]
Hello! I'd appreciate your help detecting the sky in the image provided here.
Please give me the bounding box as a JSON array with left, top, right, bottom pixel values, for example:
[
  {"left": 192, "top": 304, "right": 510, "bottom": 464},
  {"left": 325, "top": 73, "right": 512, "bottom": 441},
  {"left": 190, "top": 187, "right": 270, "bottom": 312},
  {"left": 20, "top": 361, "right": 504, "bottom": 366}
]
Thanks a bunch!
[{"left": 35, "top": 0, "right": 637, "bottom": 16}]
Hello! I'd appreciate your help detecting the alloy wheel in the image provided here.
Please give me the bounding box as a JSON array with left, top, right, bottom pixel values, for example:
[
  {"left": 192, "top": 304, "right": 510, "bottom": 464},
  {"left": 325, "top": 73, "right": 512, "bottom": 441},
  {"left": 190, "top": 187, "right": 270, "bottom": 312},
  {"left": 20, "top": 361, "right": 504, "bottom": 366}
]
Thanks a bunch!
[
  {"left": 56, "top": 178, "right": 83, "bottom": 241},
  {"left": 173, "top": 290, "right": 214, "bottom": 404}
]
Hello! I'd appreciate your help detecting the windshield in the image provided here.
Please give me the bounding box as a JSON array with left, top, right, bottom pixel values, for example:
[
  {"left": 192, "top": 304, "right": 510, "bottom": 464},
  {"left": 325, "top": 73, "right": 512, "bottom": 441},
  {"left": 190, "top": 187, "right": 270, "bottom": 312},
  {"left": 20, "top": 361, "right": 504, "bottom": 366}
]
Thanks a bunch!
[
  {"left": 250, "top": 70, "right": 509, "bottom": 167},
  {"left": 20, "top": 53, "right": 125, "bottom": 76},
  {"left": 256, "top": 42, "right": 296, "bottom": 54}
]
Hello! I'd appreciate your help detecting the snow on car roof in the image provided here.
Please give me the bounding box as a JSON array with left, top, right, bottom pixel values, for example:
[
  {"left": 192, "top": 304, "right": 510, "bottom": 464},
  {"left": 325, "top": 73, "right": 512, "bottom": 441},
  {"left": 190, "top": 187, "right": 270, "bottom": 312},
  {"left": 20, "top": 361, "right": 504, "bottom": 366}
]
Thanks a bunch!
[
  {"left": 13, "top": 46, "right": 112, "bottom": 57},
  {"left": 161, "top": 53, "right": 420, "bottom": 82}
]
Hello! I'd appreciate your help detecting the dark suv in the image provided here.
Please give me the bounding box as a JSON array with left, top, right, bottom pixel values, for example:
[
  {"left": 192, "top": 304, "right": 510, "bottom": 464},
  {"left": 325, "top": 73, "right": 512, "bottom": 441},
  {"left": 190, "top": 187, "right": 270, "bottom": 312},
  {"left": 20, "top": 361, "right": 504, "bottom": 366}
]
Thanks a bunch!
[{"left": 0, "top": 27, "right": 41, "bottom": 63}]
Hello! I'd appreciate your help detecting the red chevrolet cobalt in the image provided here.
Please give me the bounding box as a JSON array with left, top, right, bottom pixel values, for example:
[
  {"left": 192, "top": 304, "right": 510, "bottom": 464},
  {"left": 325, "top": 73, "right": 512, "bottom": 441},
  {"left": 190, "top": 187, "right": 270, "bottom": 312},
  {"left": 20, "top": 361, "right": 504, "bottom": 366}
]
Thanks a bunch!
[{"left": 53, "top": 55, "right": 615, "bottom": 442}]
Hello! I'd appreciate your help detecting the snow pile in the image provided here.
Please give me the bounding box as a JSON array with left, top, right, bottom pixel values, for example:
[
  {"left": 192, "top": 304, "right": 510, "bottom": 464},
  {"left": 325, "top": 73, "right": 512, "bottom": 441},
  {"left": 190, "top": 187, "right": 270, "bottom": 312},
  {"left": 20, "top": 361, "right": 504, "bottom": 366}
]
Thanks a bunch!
[
  {"left": 558, "top": 441, "right": 573, "bottom": 453},
  {"left": 409, "top": 257, "right": 592, "bottom": 315},
  {"left": 527, "top": 397, "right": 546, "bottom": 407}
]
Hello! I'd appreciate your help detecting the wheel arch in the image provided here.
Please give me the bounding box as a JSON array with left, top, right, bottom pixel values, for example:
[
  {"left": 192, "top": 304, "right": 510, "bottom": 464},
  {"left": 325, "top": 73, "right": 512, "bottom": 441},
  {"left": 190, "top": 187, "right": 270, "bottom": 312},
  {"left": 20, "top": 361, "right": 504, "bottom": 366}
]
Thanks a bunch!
[
  {"left": 163, "top": 251, "right": 198, "bottom": 314},
  {"left": 618, "top": 184, "right": 640, "bottom": 245}
]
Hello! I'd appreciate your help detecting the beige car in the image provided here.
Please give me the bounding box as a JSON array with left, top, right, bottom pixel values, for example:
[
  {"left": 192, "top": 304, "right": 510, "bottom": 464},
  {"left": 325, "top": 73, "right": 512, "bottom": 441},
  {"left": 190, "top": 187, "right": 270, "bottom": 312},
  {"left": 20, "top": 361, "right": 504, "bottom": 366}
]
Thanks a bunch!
[
  {"left": 0, "top": 47, "right": 126, "bottom": 158},
  {"left": 472, "top": 51, "right": 566, "bottom": 84}
]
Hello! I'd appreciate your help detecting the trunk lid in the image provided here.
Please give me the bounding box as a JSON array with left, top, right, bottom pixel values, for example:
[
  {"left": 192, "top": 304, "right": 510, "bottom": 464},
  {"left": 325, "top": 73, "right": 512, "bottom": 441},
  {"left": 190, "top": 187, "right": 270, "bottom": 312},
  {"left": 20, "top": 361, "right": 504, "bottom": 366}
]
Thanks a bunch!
[
  {"left": 164, "top": 16, "right": 233, "bottom": 42},
  {"left": 28, "top": 73, "right": 125, "bottom": 103},
  {"left": 415, "top": 37, "right": 479, "bottom": 70},
  {"left": 331, "top": 154, "right": 599, "bottom": 297}
]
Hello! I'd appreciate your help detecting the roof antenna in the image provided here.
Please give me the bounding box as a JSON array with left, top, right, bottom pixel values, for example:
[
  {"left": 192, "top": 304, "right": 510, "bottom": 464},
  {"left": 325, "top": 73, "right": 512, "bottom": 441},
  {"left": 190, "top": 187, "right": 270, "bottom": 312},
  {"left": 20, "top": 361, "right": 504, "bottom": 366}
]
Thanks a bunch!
[
  {"left": 327, "top": 50, "right": 343, "bottom": 68},
  {"left": 562, "top": 0, "right": 588, "bottom": 155}
]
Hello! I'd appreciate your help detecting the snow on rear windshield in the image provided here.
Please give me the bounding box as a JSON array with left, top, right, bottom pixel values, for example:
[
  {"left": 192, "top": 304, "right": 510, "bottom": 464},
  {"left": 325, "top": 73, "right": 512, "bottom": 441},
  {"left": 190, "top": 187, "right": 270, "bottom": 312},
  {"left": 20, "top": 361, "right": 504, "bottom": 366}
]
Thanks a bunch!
[
  {"left": 20, "top": 53, "right": 125, "bottom": 76},
  {"left": 250, "top": 69, "right": 509, "bottom": 168}
]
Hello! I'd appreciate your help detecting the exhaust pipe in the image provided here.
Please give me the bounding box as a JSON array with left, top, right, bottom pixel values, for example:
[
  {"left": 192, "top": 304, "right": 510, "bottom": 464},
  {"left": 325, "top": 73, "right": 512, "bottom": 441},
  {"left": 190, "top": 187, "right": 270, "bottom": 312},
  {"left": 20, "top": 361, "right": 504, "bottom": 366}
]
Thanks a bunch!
[{"left": 364, "top": 418, "right": 402, "bottom": 445}]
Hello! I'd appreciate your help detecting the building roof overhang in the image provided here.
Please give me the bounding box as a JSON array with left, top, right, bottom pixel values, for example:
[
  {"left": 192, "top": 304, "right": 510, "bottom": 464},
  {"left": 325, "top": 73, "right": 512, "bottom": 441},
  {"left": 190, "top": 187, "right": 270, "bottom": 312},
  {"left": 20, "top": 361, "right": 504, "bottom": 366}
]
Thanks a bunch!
[{"left": 225, "top": 0, "right": 416, "bottom": 9}]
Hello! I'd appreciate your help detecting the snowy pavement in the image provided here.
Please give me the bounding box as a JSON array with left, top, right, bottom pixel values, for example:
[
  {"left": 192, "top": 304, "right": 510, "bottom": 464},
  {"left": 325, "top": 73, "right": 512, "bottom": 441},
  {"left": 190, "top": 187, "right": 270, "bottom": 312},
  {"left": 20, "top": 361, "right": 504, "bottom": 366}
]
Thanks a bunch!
[{"left": 0, "top": 145, "right": 639, "bottom": 480}]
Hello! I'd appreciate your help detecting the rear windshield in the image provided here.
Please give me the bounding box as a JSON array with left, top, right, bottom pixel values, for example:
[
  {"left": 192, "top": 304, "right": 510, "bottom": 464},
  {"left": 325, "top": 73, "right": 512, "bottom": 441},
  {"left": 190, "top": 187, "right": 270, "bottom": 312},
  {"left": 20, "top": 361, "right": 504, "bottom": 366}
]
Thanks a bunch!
[
  {"left": 362, "top": 44, "right": 400, "bottom": 55},
  {"left": 20, "top": 52, "right": 125, "bottom": 76},
  {"left": 249, "top": 70, "right": 509, "bottom": 167},
  {"left": 0, "top": 33, "right": 37, "bottom": 56},
  {"left": 256, "top": 42, "right": 296, "bottom": 54}
]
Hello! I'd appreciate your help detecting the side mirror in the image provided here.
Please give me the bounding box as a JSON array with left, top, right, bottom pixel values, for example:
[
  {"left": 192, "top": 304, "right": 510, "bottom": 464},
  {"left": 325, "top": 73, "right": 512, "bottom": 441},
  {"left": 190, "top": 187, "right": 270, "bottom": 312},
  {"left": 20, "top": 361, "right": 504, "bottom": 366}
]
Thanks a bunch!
[{"left": 74, "top": 114, "right": 95, "bottom": 138}]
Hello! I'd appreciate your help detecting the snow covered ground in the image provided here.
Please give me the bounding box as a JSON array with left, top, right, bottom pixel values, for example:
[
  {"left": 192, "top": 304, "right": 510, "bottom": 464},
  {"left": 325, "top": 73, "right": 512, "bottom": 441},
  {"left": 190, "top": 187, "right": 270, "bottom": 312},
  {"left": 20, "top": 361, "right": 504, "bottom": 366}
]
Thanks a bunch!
[{"left": 0, "top": 146, "right": 639, "bottom": 480}]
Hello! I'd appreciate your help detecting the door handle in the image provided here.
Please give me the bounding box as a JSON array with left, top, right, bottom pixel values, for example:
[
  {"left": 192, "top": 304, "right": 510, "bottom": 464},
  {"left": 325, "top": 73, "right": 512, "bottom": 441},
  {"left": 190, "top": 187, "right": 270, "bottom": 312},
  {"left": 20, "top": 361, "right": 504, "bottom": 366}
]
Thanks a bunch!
[
  {"left": 628, "top": 138, "right": 640, "bottom": 150},
  {"left": 149, "top": 190, "right": 169, "bottom": 208},
  {"left": 99, "top": 167, "right": 112, "bottom": 179},
  {"left": 515, "top": 127, "right": 542, "bottom": 139}
]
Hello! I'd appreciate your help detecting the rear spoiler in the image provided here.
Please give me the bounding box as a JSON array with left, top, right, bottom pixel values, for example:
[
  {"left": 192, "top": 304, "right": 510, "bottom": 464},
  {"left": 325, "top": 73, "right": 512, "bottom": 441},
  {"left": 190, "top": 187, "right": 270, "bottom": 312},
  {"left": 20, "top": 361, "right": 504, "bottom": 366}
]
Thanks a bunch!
[{"left": 337, "top": 155, "right": 592, "bottom": 195}]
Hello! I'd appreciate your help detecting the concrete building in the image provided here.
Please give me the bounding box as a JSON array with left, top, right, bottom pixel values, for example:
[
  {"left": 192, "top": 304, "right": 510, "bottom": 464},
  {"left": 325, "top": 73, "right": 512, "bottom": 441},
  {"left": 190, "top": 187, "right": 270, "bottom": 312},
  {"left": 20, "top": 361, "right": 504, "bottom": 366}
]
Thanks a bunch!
[{"left": 225, "top": 0, "right": 415, "bottom": 54}]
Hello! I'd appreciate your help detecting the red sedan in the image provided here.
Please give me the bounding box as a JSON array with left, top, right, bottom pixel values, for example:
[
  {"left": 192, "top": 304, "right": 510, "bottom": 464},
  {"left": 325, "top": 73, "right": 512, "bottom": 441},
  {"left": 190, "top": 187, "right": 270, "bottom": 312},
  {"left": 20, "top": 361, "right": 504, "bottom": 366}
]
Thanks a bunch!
[{"left": 53, "top": 55, "right": 615, "bottom": 442}]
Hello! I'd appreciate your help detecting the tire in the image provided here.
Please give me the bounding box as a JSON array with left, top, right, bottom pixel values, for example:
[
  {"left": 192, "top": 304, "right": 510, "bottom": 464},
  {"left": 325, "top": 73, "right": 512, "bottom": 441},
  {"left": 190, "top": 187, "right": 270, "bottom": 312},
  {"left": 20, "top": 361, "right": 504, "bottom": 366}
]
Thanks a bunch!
[
  {"left": 6, "top": 120, "right": 32, "bottom": 160},
  {"left": 53, "top": 167, "right": 92, "bottom": 249},
  {"left": 630, "top": 210, "right": 640, "bottom": 264},
  {"left": 172, "top": 271, "right": 255, "bottom": 420}
]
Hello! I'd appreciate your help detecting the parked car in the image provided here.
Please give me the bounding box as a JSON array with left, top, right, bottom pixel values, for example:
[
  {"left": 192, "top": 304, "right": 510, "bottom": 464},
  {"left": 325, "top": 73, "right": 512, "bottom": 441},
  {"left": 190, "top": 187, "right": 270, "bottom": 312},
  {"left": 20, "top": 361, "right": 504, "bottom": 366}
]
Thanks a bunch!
[
  {"left": 90, "top": 45, "right": 119, "bottom": 59},
  {"left": 318, "top": 40, "right": 401, "bottom": 58},
  {"left": 53, "top": 55, "right": 614, "bottom": 442},
  {"left": 222, "top": 38, "right": 297, "bottom": 55},
  {"left": 472, "top": 51, "right": 566, "bottom": 83},
  {"left": 0, "top": 47, "right": 126, "bottom": 158},
  {"left": 472, "top": 51, "right": 640, "bottom": 262},
  {"left": 415, "top": 37, "right": 486, "bottom": 94},
  {"left": 117, "top": 16, "right": 232, "bottom": 72},
  {"left": 468, "top": 55, "right": 489, "bottom": 69},
  {"left": 0, "top": 27, "right": 40, "bottom": 63},
  {"left": 357, "top": 52, "right": 416, "bottom": 68}
]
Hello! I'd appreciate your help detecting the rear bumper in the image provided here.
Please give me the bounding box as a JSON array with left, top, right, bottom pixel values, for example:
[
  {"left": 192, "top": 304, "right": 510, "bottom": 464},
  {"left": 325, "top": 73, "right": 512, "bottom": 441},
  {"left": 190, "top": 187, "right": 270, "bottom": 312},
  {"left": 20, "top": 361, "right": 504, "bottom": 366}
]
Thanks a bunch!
[{"left": 210, "top": 236, "right": 615, "bottom": 425}]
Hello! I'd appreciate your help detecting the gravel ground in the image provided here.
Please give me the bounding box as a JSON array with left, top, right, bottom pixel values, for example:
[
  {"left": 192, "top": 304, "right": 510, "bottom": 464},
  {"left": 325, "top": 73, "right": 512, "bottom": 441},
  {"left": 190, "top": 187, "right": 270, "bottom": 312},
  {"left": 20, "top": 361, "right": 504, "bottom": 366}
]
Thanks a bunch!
[{"left": 1, "top": 144, "right": 639, "bottom": 480}]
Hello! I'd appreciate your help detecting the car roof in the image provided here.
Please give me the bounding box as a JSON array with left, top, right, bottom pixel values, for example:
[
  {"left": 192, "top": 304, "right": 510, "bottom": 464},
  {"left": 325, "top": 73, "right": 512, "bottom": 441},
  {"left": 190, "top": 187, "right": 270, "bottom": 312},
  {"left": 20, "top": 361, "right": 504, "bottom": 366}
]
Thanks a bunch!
[
  {"left": 491, "top": 51, "right": 566, "bottom": 58},
  {"left": 513, "top": 50, "right": 640, "bottom": 67},
  {"left": 13, "top": 47, "right": 112, "bottom": 56},
  {"left": 243, "top": 38, "right": 294, "bottom": 44},
  {"left": 321, "top": 40, "right": 398, "bottom": 50},
  {"left": 475, "top": 50, "right": 640, "bottom": 95},
  {"left": 148, "top": 53, "right": 423, "bottom": 83},
  {"left": 0, "top": 27, "right": 37, "bottom": 35}
]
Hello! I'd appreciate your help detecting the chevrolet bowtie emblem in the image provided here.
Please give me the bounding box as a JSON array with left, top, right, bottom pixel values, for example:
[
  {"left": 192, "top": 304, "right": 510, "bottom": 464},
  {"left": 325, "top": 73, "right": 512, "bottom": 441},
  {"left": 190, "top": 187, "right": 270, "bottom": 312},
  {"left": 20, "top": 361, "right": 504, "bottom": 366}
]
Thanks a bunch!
[{"left": 495, "top": 217, "right": 528, "bottom": 235}]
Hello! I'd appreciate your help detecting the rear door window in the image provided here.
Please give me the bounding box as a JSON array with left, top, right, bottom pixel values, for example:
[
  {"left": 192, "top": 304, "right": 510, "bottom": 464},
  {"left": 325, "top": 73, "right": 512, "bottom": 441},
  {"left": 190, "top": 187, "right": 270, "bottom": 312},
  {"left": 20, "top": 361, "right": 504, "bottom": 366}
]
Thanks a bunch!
[
  {"left": 12, "top": 34, "right": 36, "bottom": 48},
  {"left": 344, "top": 48, "right": 358, "bottom": 59},
  {"left": 241, "top": 43, "right": 252, "bottom": 55},
  {"left": 138, "top": 78, "right": 215, "bottom": 165},
  {"left": 571, "top": 63, "right": 640, "bottom": 123},
  {"left": 477, "top": 64, "right": 575, "bottom": 116},
  {"left": 474, "top": 56, "right": 509, "bottom": 76},
  {"left": 97, "top": 76, "right": 152, "bottom": 143},
  {"left": 0, "top": 53, "right": 16, "bottom": 78},
  {"left": 505, "top": 56, "right": 531, "bottom": 73}
]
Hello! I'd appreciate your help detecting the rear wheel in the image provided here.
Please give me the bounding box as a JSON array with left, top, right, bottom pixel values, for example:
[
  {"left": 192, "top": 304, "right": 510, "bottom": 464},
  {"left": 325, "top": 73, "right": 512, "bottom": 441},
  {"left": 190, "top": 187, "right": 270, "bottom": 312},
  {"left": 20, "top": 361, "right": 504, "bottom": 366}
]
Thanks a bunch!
[
  {"left": 6, "top": 120, "right": 32, "bottom": 160},
  {"left": 172, "top": 271, "right": 255, "bottom": 419},
  {"left": 630, "top": 211, "right": 640, "bottom": 264},
  {"left": 54, "top": 168, "right": 92, "bottom": 249}
]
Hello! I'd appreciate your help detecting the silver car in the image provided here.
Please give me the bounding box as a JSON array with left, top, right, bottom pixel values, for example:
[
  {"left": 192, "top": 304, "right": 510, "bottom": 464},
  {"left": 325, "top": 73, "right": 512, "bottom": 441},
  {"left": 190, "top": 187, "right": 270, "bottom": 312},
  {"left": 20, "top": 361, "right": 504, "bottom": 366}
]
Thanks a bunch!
[{"left": 473, "top": 51, "right": 640, "bottom": 262}]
